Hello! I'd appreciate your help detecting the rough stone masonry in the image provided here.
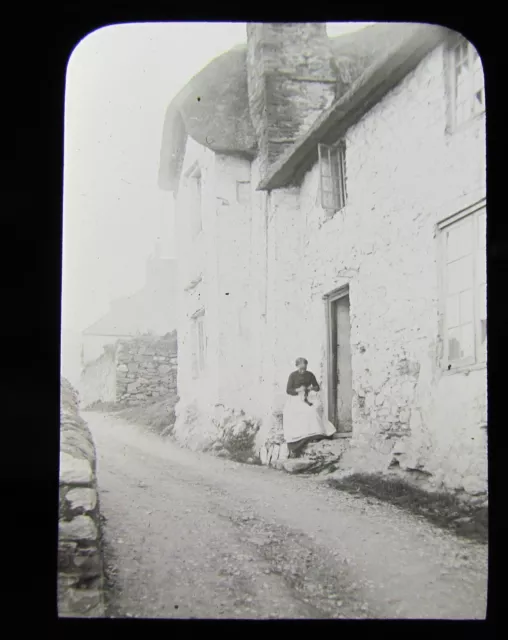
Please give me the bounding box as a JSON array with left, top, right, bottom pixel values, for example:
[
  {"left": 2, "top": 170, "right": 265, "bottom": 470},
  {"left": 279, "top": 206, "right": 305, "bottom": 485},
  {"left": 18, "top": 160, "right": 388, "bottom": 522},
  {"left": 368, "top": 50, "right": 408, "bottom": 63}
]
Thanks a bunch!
[
  {"left": 80, "top": 332, "right": 178, "bottom": 409},
  {"left": 58, "top": 378, "right": 105, "bottom": 617},
  {"left": 116, "top": 333, "right": 178, "bottom": 406}
]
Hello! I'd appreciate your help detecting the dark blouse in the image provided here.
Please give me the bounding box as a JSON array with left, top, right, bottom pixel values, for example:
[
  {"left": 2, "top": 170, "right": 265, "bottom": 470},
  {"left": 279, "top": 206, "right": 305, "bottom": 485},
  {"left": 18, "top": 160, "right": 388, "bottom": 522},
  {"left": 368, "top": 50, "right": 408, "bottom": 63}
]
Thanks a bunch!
[{"left": 286, "top": 370, "right": 320, "bottom": 396}]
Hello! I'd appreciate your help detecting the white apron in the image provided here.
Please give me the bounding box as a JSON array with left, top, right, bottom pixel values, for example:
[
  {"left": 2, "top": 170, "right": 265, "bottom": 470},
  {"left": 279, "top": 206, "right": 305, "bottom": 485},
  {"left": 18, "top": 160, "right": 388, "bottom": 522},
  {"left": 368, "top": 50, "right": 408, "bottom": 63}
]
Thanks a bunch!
[{"left": 282, "top": 390, "right": 336, "bottom": 444}]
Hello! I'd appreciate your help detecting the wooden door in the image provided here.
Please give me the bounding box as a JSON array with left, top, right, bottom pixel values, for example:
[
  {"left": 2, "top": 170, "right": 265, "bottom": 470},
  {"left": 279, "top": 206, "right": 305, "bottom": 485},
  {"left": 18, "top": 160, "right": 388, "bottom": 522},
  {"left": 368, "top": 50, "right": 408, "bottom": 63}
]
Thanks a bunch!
[{"left": 333, "top": 295, "right": 352, "bottom": 432}]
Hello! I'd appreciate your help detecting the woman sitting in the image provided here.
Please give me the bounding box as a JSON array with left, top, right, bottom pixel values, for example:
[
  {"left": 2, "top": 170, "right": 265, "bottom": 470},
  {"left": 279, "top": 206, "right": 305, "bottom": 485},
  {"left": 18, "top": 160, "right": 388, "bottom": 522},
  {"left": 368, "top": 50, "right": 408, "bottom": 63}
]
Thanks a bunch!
[{"left": 283, "top": 357, "right": 336, "bottom": 457}]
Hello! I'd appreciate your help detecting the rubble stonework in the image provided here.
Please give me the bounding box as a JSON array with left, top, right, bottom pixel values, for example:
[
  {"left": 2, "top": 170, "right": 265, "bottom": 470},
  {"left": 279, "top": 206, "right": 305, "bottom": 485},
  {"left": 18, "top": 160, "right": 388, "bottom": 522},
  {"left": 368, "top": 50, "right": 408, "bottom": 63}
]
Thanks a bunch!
[
  {"left": 116, "top": 334, "right": 178, "bottom": 406},
  {"left": 80, "top": 333, "right": 178, "bottom": 409},
  {"left": 58, "top": 378, "right": 105, "bottom": 617},
  {"left": 171, "top": 401, "right": 261, "bottom": 462}
]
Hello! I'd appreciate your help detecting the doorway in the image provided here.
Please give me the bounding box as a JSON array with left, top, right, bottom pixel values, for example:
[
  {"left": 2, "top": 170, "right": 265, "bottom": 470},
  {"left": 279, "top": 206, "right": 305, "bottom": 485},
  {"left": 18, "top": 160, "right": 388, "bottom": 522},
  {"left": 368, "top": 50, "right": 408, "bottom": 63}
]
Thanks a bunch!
[{"left": 326, "top": 287, "right": 352, "bottom": 433}]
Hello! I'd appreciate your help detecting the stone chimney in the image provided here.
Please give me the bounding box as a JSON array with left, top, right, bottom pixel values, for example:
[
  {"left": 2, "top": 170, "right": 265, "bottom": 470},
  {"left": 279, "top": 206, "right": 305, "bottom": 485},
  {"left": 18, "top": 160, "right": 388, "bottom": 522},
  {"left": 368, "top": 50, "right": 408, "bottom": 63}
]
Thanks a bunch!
[{"left": 247, "top": 23, "right": 338, "bottom": 182}]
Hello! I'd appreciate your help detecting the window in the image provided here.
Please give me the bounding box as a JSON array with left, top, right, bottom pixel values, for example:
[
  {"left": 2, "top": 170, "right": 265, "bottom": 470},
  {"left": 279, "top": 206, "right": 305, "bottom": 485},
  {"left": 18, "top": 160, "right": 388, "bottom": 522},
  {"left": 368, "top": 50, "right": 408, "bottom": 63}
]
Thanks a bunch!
[
  {"left": 236, "top": 181, "right": 250, "bottom": 205},
  {"left": 447, "top": 36, "right": 485, "bottom": 130},
  {"left": 439, "top": 202, "right": 486, "bottom": 369},
  {"left": 191, "top": 310, "right": 206, "bottom": 377},
  {"left": 318, "top": 141, "right": 347, "bottom": 213},
  {"left": 189, "top": 168, "right": 202, "bottom": 238}
]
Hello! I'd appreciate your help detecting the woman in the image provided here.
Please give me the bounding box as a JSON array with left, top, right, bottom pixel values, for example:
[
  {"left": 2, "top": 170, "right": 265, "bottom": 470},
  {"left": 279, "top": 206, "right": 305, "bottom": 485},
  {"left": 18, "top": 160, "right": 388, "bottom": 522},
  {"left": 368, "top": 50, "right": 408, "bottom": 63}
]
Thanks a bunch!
[{"left": 283, "top": 357, "right": 336, "bottom": 457}]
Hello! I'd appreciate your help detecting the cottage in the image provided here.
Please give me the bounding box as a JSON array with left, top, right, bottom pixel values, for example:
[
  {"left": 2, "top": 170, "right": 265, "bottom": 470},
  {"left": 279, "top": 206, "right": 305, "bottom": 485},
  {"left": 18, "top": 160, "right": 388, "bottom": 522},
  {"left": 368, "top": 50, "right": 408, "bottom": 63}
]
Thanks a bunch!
[
  {"left": 81, "top": 253, "right": 178, "bottom": 364},
  {"left": 158, "top": 23, "right": 486, "bottom": 497}
]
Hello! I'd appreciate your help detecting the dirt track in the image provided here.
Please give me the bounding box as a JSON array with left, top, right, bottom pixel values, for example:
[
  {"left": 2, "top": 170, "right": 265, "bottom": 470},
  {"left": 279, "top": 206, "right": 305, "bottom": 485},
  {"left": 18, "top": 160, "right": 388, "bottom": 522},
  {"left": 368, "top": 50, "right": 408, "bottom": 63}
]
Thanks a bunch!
[{"left": 86, "top": 411, "right": 487, "bottom": 620}]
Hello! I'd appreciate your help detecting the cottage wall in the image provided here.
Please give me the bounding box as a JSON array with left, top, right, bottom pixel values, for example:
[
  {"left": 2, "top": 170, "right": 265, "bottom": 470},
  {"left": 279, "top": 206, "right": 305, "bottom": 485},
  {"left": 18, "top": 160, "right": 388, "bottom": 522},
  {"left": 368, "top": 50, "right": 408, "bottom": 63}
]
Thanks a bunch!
[
  {"left": 172, "top": 138, "right": 222, "bottom": 447},
  {"left": 82, "top": 334, "right": 118, "bottom": 365},
  {"left": 172, "top": 43, "right": 487, "bottom": 497},
  {"left": 80, "top": 345, "right": 117, "bottom": 408},
  {"left": 265, "top": 44, "right": 486, "bottom": 495}
]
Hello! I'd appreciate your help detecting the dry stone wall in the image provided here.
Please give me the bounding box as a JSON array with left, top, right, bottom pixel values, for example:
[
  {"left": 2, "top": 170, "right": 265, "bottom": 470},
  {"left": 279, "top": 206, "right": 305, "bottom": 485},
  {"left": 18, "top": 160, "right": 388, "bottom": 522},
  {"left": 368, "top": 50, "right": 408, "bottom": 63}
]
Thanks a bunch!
[
  {"left": 116, "top": 333, "right": 178, "bottom": 406},
  {"left": 58, "top": 378, "right": 105, "bottom": 617}
]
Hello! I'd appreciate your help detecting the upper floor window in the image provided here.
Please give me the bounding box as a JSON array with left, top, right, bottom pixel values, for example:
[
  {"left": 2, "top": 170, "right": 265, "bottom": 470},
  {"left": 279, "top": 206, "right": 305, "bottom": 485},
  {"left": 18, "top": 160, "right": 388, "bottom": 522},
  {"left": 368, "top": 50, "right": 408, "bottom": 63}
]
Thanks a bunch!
[
  {"left": 318, "top": 141, "right": 347, "bottom": 214},
  {"left": 188, "top": 166, "right": 202, "bottom": 239},
  {"left": 236, "top": 180, "right": 251, "bottom": 205},
  {"left": 439, "top": 201, "right": 486, "bottom": 370},
  {"left": 447, "top": 36, "right": 485, "bottom": 130}
]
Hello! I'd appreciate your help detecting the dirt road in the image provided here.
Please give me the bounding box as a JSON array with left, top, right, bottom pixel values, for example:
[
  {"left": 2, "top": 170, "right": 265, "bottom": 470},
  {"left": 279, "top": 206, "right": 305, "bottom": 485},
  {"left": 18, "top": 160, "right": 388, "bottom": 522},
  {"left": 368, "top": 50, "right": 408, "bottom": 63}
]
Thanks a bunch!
[{"left": 86, "top": 411, "right": 487, "bottom": 620}]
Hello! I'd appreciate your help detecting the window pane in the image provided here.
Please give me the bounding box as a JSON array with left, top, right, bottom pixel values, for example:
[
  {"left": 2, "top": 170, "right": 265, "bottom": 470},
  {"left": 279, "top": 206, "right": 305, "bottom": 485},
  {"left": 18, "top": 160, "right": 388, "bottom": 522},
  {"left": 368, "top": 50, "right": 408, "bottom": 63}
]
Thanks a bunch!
[
  {"left": 449, "top": 324, "right": 475, "bottom": 361},
  {"left": 480, "top": 318, "right": 487, "bottom": 345},
  {"left": 473, "top": 55, "right": 484, "bottom": 88},
  {"left": 446, "top": 293, "right": 460, "bottom": 328},
  {"left": 446, "top": 217, "right": 473, "bottom": 263},
  {"left": 322, "top": 190, "right": 336, "bottom": 210},
  {"left": 478, "top": 209, "right": 486, "bottom": 249},
  {"left": 473, "top": 89, "right": 484, "bottom": 113},
  {"left": 447, "top": 255, "right": 473, "bottom": 294},
  {"left": 236, "top": 181, "right": 250, "bottom": 204},
  {"left": 454, "top": 41, "right": 469, "bottom": 68},
  {"left": 459, "top": 289, "right": 474, "bottom": 324},
  {"left": 448, "top": 327, "right": 462, "bottom": 361},
  {"left": 477, "top": 249, "right": 486, "bottom": 286},
  {"left": 478, "top": 283, "right": 487, "bottom": 346},
  {"left": 461, "top": 322, "right": 475, "bottom": 358},
  {"left": 321, "top": 165, "right": 332, "bottom": 180},
  {"left": 478, "top": 282, "right": 486, "bottom": 318}
]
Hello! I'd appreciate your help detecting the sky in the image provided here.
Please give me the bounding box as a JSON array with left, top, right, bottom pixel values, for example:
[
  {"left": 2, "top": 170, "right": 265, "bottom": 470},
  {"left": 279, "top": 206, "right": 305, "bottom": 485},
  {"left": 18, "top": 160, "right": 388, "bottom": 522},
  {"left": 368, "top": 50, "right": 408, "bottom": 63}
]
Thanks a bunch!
[{"left": 62, "top": 21, "right": 374, "bottom": 335}]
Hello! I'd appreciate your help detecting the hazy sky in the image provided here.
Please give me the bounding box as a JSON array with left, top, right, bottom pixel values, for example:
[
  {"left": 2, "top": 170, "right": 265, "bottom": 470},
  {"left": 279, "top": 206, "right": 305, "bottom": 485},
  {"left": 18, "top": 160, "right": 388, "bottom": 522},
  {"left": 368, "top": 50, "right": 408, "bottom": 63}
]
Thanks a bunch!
[{"left": 62, "top": 21, "right": 374, "bottom": 334}]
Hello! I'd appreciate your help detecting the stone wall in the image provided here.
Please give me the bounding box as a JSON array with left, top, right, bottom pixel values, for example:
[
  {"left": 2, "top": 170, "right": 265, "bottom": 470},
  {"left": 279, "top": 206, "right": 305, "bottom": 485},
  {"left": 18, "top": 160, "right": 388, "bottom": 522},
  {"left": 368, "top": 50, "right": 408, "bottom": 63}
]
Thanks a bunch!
[
  {"left": 58, "top": 378, "right": 105, "bottom": 617},
  {"left": 80, "top": 344, "right": 117, "bottom": 408},
  {"left": 116, "top": 333, "right": 178, "bottom": 406}
]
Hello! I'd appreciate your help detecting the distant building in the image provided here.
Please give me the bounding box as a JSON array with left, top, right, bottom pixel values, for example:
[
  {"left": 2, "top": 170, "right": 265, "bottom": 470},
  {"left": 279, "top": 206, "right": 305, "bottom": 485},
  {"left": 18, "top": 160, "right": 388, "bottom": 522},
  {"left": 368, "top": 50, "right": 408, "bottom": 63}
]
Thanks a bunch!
[
  {"left": 159, "top": 24, "right": 486, "bottom": 497},
  {"left": 81, "top": 254, "right": 178, "bottom": 364}
]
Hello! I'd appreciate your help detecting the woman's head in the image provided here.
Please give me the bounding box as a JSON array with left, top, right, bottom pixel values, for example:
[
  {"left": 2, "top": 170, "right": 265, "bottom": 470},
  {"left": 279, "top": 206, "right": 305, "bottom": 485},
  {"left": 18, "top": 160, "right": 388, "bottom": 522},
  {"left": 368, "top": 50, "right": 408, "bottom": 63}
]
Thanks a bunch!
[{"left": 295, "top": 357, "right": 308, "bottom": 372}]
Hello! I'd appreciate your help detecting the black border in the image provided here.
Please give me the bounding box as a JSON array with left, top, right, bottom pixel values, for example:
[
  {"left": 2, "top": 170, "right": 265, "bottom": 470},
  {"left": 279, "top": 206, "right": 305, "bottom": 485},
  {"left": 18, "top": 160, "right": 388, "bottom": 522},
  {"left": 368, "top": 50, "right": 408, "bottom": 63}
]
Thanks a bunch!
[{"left": 11, "top": 4, "right": 501, "bottom": 635}]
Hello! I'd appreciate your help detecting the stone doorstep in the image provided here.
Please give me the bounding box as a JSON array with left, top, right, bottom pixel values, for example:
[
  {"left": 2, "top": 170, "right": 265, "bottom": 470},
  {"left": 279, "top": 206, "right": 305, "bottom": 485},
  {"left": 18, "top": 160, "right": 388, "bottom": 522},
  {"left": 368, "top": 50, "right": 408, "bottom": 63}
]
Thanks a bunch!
[
  {"left": 261, "top": 437, "right": 347, "bottom": 474},
  {"left": 281, "top": 458, "right": 317, "bottom": 474}
]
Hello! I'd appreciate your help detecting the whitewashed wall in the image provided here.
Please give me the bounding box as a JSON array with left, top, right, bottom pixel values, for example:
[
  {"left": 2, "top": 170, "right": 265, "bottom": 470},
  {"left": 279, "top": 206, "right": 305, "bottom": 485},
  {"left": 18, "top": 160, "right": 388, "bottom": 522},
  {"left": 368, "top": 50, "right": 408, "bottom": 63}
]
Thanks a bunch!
[
  {"left": 264, "top": 44, "right": 486, "bottom": 494},
  {"left": 173, "top": 44, "right": 487, "bottom": 496}
]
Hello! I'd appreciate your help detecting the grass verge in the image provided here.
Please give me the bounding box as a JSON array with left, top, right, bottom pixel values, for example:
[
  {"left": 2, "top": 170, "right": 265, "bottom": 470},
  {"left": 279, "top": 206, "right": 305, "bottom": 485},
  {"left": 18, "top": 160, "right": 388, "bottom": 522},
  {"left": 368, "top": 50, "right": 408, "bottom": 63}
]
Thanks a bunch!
[
  {"left": 328, "top": 473, "right": 488, "bottom": 544},
  {"left": 116, "top": 395, "right": 178, "bottom": 436}
]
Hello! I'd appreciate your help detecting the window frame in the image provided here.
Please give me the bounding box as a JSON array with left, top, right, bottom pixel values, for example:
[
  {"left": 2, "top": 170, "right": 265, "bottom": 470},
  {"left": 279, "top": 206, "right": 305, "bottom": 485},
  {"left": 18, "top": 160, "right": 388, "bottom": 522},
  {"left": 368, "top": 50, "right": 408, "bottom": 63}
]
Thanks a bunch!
[
  {"left": 446, "top": 35, "right": 485, "bottom": 133},
  {"left": 438, "top": 199, "right": 487, "bottom": 372},
  {"left": 236, "top": 180, "right": 251, "bottom": 205},
  {"left": 318, "top": 140, "right": 347, "bottom": 214}
]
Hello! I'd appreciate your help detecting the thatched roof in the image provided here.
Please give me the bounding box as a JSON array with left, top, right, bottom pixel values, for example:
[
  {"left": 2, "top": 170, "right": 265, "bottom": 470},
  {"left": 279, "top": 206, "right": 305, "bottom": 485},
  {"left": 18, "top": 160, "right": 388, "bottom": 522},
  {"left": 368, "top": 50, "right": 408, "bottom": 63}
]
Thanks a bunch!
[{"left": 158, "top": 23, "right": 440, "bottom": 191}]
